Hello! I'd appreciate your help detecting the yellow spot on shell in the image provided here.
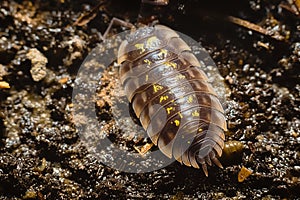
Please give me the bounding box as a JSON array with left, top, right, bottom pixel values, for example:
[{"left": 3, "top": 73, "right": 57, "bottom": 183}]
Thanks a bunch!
[
  {"left": 159, "top": 95, "right": 168, "bottom": 103},
  {"left": 198, "top": 128, "right": 203, "bottom": 132},
  {"left": 192, "top": 110, "right": 200, "bottom": 117},
  {"left": 178, "top": 112, "right": 183, "bottom": 118},
  {"left": 153, "top": 84, "right": 163, "bottom": 93},
  {"left": 144, "top": 59, "right": 151, "bottom": 65},
  {"left": 187, "top": 95, "right": 194, "bottom": 103},
  {"left": 165, "top": 61, "right": 177, "bottom": 69},
  {"left": 146, "top": 36, "right": 160, "bottom": 48},
  {"left": 176, "top": 74, "right": 185, "bottom": 80},
  {"left": 157, "top": 49, "right": 168, "bottom": 58},
  {"left": 135, "top": 43, "right": 145, "bottom": 53},
  {"left": 166, "top": 107, "right": 173, "bottom": 114},
  {"left": 174, "top": 119, "right": 180, "bottom": 126},
  {"left": 145, "top": 74, "right": 149, "bottom": 82}
]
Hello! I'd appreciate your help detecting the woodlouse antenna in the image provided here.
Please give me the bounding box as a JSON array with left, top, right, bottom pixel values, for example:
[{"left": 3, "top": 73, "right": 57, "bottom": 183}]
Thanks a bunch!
[{"left": 102, "top": 17, "right": 135, "bottom": 39}]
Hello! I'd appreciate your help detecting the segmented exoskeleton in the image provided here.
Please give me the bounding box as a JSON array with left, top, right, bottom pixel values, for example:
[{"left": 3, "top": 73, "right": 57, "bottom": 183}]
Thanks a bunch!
[{"left": 117, "top": 25, "right": 227, "bottom": 176}]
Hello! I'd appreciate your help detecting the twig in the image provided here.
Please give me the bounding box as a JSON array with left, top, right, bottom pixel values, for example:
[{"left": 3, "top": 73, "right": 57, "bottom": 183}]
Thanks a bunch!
[
  {"left": 228, "top": 16, "right": 285, "bottom": 41},
  {"left": 74, "top": 1, "right": 106, "bottom": 26}
]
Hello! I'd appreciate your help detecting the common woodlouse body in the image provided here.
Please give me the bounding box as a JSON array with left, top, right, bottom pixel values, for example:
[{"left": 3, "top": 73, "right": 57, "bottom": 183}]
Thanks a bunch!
[{"left": 117, "top": 24, "right": 227, "bottom": 176}]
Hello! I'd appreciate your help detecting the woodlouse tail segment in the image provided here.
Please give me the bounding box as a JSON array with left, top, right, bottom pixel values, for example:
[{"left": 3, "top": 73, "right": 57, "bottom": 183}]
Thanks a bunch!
[
  {"left": 212, "top": 157, "right": 223, "bottom": 169},
  {"left": 197, "top": 150, "right": 223, "bottom": 177},
  {"left": 209, "top": 149, "right": 223, "bottom": 169},
  {"left": 202, "top": 163, "right": 209, "bottom": 177},
  {"left": 196, "top": 157, "right": 209, "bottom": 177}
]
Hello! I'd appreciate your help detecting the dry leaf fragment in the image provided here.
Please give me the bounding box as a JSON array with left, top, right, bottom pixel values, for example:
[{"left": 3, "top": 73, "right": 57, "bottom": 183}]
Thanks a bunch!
[
  {"left": 238, "top": 166, "right": 253, "bottom": 182},
  {"left": 134, "top": 143, "right": 154, "bottom": 156},
  {"left": 0, "top": 81, "right": 10, "bottom": 89}
]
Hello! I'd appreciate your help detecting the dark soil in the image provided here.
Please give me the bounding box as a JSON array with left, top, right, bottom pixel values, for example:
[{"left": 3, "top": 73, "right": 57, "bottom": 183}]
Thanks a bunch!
[{"left": 0, "top": 0, "right": 299, "bottom": 199}]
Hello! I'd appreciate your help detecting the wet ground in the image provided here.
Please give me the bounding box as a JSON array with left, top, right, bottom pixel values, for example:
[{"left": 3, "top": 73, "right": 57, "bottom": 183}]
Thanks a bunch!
[{"left": 0, "top": 0, "right": 299, "bottom": 199}]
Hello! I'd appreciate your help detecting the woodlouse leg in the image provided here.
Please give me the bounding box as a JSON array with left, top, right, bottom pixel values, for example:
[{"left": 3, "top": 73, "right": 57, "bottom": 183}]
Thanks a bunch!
[
  {"left": 141, "top": 0, "right": 169, "bottom": 5},
  {"left": 102, "top": 17, "right": 135, "bottom": 40}
]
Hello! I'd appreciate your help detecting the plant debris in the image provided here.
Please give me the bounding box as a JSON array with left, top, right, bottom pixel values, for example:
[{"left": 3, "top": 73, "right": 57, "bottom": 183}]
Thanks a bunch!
[
  {"left": 0, "top": 81, "right": 10, "bottom": 89},
  {"left": 238, "top": 166, "right": 253, "bottom": 182},
  {"left": 228, "top": 16, "right": 286, "bottom": 41}
]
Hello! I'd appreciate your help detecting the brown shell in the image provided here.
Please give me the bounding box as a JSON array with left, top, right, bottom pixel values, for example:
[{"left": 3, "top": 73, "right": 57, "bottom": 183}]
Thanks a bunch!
[{"left": 117, "top": 24, "right": 227, "bottom": 176}]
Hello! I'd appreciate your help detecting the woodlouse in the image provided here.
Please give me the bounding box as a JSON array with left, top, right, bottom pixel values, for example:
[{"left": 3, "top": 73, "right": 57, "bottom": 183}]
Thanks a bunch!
[{"left": 117, "top": 24, "right": 227, "bottom": 176}]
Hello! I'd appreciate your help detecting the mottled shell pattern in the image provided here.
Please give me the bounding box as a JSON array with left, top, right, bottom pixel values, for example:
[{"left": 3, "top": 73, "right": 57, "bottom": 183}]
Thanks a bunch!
[{"left": 117, "top": 25, "right": 227, "bottom": 176}]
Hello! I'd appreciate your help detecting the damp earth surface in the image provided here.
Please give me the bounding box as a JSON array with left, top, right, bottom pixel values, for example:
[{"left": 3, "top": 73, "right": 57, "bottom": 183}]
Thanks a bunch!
[{"left": 0, "top": 0, "right": 299, "bottom": 199}]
